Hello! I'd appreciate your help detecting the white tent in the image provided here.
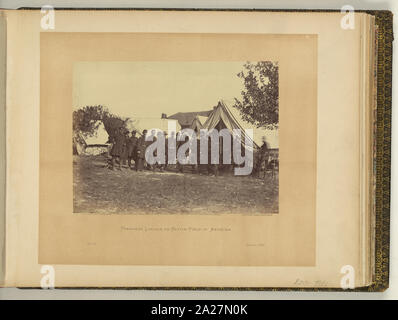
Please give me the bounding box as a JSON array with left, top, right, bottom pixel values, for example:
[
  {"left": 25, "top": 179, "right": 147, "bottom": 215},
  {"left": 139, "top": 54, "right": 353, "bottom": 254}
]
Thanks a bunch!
[
  {"left": 73, "top": 121, "right": 110, "bottom": 156},
  {"left": 203, "top": 101, "right": 255, "bottom": 150},
  {"left": 84, "top": 121, "right": 109, "bottom": 145},
  {"left": 205, "top": 100, "right": 279, "bottom": 149}
]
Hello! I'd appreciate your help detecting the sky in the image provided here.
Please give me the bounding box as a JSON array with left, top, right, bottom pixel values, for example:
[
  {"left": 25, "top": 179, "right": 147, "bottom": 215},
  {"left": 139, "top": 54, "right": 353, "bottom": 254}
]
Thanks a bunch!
[
  {"left": 73, "top": 61, "right": 246, "bottom": 118},
  {"left": 73, "top": 61, "right": 278, "bottom": 147}
]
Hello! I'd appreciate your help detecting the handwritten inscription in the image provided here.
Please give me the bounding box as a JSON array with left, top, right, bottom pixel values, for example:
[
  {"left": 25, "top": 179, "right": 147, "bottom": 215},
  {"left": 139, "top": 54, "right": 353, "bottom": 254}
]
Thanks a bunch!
[
  {"left": 246, "top": 243, "right": 265, "bottom": 247},
  {"left": 121, "top": 226, "right": 232, "bottom": 232},
  {"left": 294, "top": 279, "right": 328, "bottom": 287}
]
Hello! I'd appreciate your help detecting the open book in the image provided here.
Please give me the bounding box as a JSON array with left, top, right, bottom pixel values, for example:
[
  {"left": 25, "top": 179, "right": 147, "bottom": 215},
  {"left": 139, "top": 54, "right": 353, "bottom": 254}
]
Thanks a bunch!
[{"left": 0, "top": 9, "right": 392, "bottom": 290}]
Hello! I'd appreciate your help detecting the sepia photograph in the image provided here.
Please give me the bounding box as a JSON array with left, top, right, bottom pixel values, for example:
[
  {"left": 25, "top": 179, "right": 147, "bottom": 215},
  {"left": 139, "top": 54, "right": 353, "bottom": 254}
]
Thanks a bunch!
[
  {"left": 72, "top": 61, "right": 279, "bottom": 214},
  {"left": 5, "top": 6, "right": 390, "bottom": 295},
  {"left": 39, "top": 31, "right": 316, "bottom": 268}
]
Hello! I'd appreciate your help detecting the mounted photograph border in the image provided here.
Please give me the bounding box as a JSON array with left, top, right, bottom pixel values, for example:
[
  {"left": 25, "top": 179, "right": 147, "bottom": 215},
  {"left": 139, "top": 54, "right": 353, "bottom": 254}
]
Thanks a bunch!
[{"left": 20, "top": 7, "right": 392, "bottom": 292}]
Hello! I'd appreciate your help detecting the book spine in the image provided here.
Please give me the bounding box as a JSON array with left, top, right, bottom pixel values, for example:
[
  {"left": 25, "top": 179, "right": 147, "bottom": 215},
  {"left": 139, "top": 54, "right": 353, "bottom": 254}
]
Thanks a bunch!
[{"left": 0, "top": 11, "right": 6, "bottom": 287}]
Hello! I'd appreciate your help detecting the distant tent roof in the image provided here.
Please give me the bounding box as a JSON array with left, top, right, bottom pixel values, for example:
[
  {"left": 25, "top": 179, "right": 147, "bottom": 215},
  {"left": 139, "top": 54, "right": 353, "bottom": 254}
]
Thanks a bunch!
[
  {"left": 197, "top": 116, "right": 208, "bottom": 127},
  {"left": 190, "top": 115, "right": 207, "bottom": 133},
  {"left": 203, "top": 101, "right": 260, "bottom": 149},
  {"left": 134, "top": 117, "right": 181, "bottom": 135},
  {"left": 168, "top": 110, "right": 212, "bottom": 127}
]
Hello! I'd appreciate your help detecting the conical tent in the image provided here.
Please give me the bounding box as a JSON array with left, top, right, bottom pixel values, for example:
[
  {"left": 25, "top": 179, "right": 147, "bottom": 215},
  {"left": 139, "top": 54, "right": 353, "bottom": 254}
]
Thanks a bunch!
[
  {"left": 203, "top": 100, "right": 259, "bottom": 150},
  {"left": 226, "top": 102, "right": 279, "bottom": 149},
  {"left": 203, "top": 100, "right": 279, "bottom": 149},
  {"left": 190, "top": 115, "right": 207, "bottom": 135},
  {"left": 82, "top": 121, "right": 111, "bottom": 156},
  {"left": 85, "top": 121, "right": 109, "bottom": 145},
  {"left": 197, "top": 116, "right": 208, "bottom": 127}
]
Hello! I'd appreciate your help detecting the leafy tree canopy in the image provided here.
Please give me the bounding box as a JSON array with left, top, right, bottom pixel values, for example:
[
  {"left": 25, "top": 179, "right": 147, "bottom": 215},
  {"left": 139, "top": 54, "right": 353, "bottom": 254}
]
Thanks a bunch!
[
  {"left": 73, "top": 105, "right": 130, "bottom": 142},
  {"left": 233, "top": 61, "right": 279, "bottom": 129}
]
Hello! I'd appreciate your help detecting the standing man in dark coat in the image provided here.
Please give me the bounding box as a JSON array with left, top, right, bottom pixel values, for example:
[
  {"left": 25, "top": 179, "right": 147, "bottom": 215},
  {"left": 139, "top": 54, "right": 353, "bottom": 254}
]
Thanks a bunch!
[
  {"left": 110, "top": 127, "right": 126, "bottom": 170},
  {"left": 120, "top": 128, "right": 130, "bottom": 168},
  {"left": 127, "top": 130, "right": 138, "bottom": 170},
  {"left": 176, "top": 133, "right": 185, "bottom": 173},
  {"left": 135, "top": 129, "right": 147, "bottom": 171},
  {"left": 160, "top": 132, "right": 168, "bottom": 172},
  {"left": 254, "top": 136, "right": 269, "bottom": 177},
  {"left": 146, "top": 130, "right": 157, "bottom": 171}
]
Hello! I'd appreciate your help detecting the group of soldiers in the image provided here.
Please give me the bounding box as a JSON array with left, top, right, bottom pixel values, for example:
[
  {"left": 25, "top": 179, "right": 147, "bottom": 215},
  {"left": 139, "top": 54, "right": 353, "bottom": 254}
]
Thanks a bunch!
[
  {"left": 108, "top": 127, "right": 146, "bottom": 171},
  {"left": 108, "top": 126, "right": 277, "bottom": 178},
  {"left": 108, "top": 127, "right": 191, "bottom": 173},
  {"left": 109, "top": 127, "right": 173, "bottom": 172}
]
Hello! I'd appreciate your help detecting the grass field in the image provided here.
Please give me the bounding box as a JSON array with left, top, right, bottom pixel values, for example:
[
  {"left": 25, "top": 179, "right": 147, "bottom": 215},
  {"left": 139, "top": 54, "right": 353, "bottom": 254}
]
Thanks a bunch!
[{"left": 73, "top": 155, "right": 279, "bottom": 214}]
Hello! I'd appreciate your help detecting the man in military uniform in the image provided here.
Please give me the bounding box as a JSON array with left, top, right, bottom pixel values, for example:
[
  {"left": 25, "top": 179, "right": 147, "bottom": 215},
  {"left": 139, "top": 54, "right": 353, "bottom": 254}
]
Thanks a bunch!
[
  {"left": 127, "top": 130, "right": 138, "bottom": 170},
  {"left": 159, "top": 131, "right": 168, "bottom": 172},
  {"left": 176, "top": 132, "right": 185, "bottom": 173},
  {"left": 135, "top": 129, "right": 147, "bottom": 171},
  {"left": 254, "top": 136, "right": 269, "bottom": 177},
  {"left": 168, "top": 131, "right": 177, "bottom": 171},
  {"left": 109, "top": 127, "right": 126, "bottom": 170},
  {"left": 146, "top": 129, "right": 157, "bottom": 171},
  {"left": 207, "top": 144, "right": 219, "bottom": 176},
  {"left": 120, "top": 128, "right": 130, "bottom": 168}
]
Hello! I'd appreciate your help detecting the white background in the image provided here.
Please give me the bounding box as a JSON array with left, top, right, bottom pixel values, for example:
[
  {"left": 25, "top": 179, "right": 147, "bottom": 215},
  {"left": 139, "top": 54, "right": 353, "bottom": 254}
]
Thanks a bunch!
[{"left": 0, "top": 0, "right": 396, "bottom": 300}]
